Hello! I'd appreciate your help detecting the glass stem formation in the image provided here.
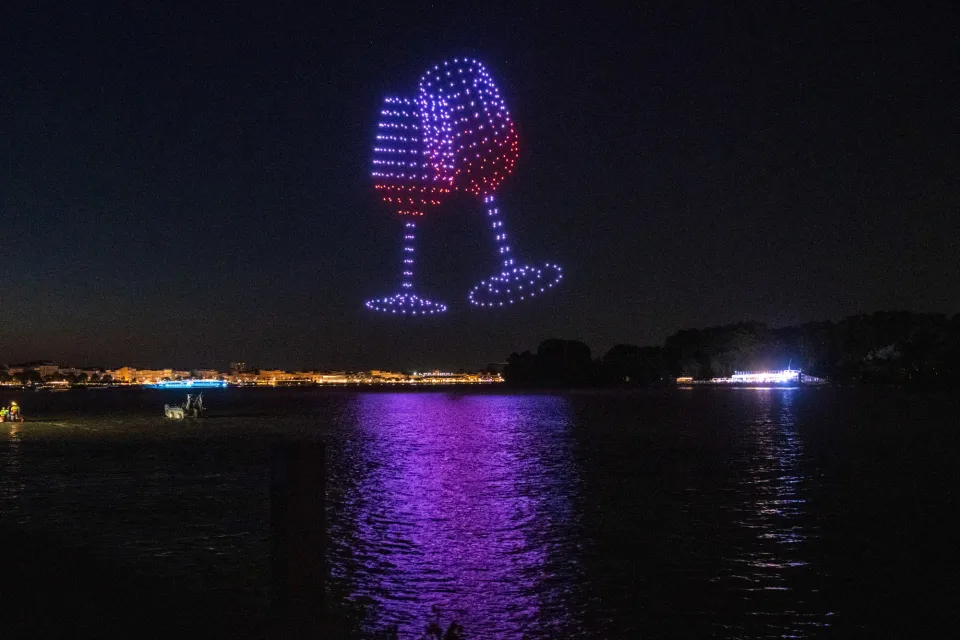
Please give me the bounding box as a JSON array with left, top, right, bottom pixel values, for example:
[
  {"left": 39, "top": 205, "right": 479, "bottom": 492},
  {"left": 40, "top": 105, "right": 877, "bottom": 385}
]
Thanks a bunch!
[
  {"left": 401, "top": 220, "right": 416, "bottom": 290},
  {"left": 484, "top": 194, "right": 515, "bottom": 271}
]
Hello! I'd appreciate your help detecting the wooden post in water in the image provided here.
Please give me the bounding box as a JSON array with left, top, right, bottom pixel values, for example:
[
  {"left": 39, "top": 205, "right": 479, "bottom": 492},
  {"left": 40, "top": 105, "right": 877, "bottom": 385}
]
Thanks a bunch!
[{"left": 270, "top": 441, "right": 325, "bottom": 638}]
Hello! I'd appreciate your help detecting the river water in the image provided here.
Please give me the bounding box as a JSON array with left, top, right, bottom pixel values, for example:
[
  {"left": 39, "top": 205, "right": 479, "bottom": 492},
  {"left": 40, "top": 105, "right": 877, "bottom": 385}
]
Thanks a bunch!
[{"left": 1, "top": 387, "right": 955, "bottom": 637}]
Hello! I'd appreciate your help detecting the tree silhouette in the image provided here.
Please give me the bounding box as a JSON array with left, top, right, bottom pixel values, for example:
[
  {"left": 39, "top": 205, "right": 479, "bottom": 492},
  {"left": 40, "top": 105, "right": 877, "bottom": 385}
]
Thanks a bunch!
[{"left": 505, "top": 311, "right": 960, "bottom": 387}]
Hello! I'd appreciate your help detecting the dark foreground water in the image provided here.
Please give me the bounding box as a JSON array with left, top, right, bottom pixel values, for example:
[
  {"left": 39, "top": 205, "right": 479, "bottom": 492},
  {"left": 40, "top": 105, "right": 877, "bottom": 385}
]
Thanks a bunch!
[{"left": 1, "top": 387, "right": 957, "bottom": 637}]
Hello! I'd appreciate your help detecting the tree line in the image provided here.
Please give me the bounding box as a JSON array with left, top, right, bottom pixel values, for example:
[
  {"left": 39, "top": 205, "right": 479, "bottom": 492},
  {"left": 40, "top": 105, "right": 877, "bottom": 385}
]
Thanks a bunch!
[{"left": 504, "top": 311, "right": 960, "bottom": 387}]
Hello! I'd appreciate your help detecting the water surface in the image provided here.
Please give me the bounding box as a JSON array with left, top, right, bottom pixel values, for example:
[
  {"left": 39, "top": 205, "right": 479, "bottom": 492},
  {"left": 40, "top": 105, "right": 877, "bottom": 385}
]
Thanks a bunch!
[{"left": 1, "top": 387, "right": 955, "bottom": 637}]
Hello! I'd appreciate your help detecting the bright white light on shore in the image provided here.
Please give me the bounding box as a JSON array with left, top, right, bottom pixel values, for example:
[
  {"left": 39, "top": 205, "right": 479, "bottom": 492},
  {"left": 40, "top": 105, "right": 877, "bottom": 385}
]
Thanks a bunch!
[{"left": 729, "top": 369, "right": 801, "bottom": 384}]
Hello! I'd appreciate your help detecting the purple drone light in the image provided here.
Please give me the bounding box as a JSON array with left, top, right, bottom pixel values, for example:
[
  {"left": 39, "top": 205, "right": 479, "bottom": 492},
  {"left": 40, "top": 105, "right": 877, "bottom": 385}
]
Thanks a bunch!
[
  {"left": 365, "top": 96, "right": 453, "bottom": 315},
  {"left": 468, "top": 263, "right": 565, "bottom": 308},
  {"left": 364, "top": 60, "right": 563, "bottom": 314},
  {"left": 419, "top": 59, "right": 563, "bottom": 308},
  {"left": 365, "top": 292, "right": 448, "bottom": 315}
]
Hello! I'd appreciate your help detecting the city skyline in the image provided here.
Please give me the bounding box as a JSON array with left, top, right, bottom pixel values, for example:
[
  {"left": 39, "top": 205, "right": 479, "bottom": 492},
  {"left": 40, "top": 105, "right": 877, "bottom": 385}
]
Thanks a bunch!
[
  {"left": 0, "top": 359, "right": 504, "bottom": 375},
  {"left": 0, "top": 359, "right": 504, "bottom": 388},
  {"left": 2, "top": 4, "right": 956, "bottom": 370}
]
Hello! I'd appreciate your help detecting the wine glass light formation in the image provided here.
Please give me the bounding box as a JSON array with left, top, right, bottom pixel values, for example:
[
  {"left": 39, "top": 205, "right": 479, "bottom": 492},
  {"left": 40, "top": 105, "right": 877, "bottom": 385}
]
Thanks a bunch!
[
  {"left": 365, "top": 96, "right": 453, "bottom": 315},
  {"left": 419, "top": 58, "right": 563, "bottom": 308}
]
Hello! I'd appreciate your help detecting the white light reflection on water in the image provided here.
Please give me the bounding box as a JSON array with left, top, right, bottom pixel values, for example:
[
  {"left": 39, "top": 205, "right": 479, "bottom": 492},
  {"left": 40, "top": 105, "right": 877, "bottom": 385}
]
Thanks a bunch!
[
  {"left": 729, "top": 388, "right": 832, "bottom": 636},
  {"left": 328, "top": 393, "right": 583, "bottom": 638},
  {"left": 1, "top": 422, "right": 25, "bottom": 507}
]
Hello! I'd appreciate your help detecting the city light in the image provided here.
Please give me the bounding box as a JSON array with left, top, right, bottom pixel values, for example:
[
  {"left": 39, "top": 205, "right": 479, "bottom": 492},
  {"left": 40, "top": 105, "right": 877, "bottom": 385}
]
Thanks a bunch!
[{"left": 1, "top": 362, "right": 503, "bottom": 388}]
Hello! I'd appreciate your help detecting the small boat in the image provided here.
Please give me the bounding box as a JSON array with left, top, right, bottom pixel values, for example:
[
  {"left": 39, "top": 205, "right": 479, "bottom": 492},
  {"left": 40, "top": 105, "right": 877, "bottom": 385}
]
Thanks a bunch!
[
  {"left": 0, "top": 401, "right": 24, "bottom": 422},
  {"left": 164, "top": 405, "right": 186, "bottom": 419},
  {"left": 164, "top": 393, "right": 205, "bottom": 419}
]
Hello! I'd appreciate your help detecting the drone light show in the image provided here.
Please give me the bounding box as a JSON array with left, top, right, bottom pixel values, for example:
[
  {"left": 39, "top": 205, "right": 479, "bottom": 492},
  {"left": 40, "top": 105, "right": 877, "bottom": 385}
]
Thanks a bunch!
[
  {"left": 365, "top": 59, "right": 563, "bottom": 314},
  {"left": 365, "top": 96, "right": 452, "bottom": 315}
]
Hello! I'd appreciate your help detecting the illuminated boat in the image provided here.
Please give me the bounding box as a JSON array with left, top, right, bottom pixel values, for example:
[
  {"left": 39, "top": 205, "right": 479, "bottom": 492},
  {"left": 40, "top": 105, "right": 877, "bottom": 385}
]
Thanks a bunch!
[
  {"left": 164, "top": 404, "right": 186, "bottom": 419},
  {"left": 147, "top": 379, "right": 227, "bottom": 389},
  {"left": 164, "top": 393, "right": 205, "bottom": 419},
  {"left": 0, "top": 401, "right": 24, "bottom": 422}
]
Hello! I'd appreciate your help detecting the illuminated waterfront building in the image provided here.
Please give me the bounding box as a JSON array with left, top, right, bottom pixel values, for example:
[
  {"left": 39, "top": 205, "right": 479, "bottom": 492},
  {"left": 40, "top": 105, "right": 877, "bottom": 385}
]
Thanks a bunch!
[
  {"left": 311, "top": 372, "right": 350, "bottom": 384},
  {"left": 680, "top": 369, "right": 826, "bottom": 385},
  {"left": 105, "top": 368, "right": 193, "bottom": 383},
  {"left": 730, "top": 369, "right": 802, "bottom": 384},
  {"left": 107, "top": 367, "right": 139, "bottom": 383}
]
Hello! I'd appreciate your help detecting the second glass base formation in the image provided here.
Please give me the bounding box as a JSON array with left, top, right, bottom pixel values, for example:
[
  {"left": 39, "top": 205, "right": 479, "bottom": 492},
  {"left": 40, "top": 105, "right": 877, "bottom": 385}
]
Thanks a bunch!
[{"left": 468, "top": 263, "right": 564, "bottom": 308}]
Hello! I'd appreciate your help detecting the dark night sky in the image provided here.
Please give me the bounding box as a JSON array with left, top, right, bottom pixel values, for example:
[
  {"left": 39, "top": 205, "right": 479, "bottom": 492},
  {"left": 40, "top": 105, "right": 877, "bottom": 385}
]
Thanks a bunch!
[{"left": 1, "top": 2, "right": 957, "bottom": 370}]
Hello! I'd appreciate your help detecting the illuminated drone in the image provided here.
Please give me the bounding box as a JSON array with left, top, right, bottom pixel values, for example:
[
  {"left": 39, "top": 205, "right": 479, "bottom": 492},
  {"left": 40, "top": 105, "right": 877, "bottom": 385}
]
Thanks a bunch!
[
  {"left": 365, "top": 59, "right": 563, "bottom": 314},
  {"left": 365, "top": 96, "right": 452, "bottom": 315}
]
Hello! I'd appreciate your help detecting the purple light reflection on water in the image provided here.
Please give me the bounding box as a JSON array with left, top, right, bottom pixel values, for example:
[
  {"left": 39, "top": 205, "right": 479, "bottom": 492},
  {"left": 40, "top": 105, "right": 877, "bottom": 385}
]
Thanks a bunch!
[{"left": 330, "top": 393, "right": 584, "bottom": 638}]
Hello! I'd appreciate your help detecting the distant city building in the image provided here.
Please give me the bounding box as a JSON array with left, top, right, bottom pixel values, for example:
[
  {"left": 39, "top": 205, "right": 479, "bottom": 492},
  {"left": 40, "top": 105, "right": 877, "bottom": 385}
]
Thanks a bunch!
[
  {"left": 107, "top": 367, "right": 137, "bottom": 382},
  {"left": 369, "top": 370, "right": 405, "bottom": 382},
  {"left": 311, "top": 372, "right": 350, "bottom": 384},
  {"left": 8, "top": 361, "right": 59, "bottom": 377},
  {"left": 107, "top": 368, "right": 178, "bottom": 383}
]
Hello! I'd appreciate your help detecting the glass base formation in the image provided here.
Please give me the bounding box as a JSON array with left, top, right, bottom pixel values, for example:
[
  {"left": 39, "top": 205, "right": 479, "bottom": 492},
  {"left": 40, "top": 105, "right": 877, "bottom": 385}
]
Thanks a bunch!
[
  {"left": 364, "top": 292, "right": 448, "bottom": 315},
  {"left": 468, "top": 263, "right": 563, "bottom": 308}
]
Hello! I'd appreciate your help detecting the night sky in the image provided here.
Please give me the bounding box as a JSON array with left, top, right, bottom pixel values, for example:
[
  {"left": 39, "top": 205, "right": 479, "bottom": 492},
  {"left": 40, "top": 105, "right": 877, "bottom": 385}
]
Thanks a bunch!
[{"left": 2, "top": 3, "right": 956, "bottom": 370}]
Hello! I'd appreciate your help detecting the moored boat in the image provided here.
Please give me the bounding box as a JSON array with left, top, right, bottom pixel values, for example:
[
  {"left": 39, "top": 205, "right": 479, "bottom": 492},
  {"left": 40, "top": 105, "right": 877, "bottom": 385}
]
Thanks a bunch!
[{"left": 164, "top": 393, "right": 205, "bottom": 419}]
